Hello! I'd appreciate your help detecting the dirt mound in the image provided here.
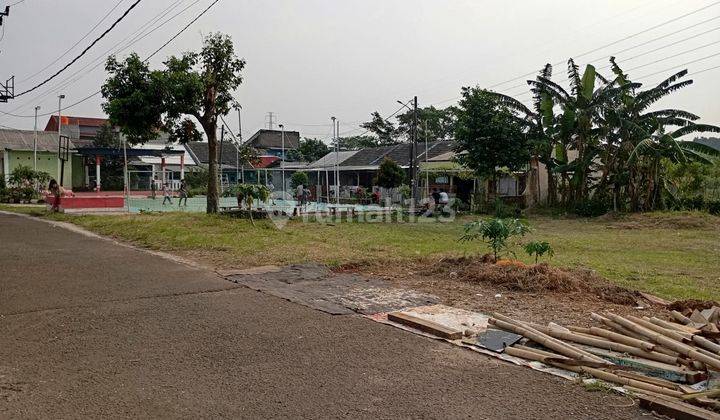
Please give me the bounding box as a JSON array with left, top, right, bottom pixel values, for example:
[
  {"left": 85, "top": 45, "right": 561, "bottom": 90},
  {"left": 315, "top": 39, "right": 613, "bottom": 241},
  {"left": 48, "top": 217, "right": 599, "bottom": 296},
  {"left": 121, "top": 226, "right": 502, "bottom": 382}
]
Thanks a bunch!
[
  {"left": 668, "top": 299, "right": 719, "bottom": 314},
  {"left": 430, "top": 257, "right": 640, "bottom": 306},
  {"left": 605, "top": 212, "right": 717, "bottom": 230}
]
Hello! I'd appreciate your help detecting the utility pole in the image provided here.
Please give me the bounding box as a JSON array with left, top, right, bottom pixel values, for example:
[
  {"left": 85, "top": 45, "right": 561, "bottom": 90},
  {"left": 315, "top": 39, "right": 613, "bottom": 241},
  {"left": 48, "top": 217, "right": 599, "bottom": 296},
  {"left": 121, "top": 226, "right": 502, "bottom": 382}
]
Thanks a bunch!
[
  {"left": 410, "top": 96, "right": 418, "bottom": 208},
  {"left": 280, "top": 123, "right": 285, "bottom": 196},
  {"left": 424, "top": 120, "right": 429, "bottom": 199},
  {"left": 57, "top": 94, "right": 65, "bottom": 185},
  {"left": 236, "top": 104, "right": 243, "bottom": 184},
  {"left": 335, "top": 118, "right": 340, "bottom": 205},
  {"left": 33, "top": 106, "right": 40, "bottom": 172},
  {"left": 219, "top": 125, "right": 225, "bottom": 194}
]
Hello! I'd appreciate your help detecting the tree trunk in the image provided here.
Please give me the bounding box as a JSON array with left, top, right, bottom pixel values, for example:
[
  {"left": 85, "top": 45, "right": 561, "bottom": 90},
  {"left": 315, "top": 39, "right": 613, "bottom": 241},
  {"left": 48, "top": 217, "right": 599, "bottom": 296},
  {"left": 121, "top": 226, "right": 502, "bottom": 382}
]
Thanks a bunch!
[
  {"left": 545, "top": 164, "right": 557, "bottom": 206},
  {"left": 205, "top": 120, "right": 219, "bottom": 214}
]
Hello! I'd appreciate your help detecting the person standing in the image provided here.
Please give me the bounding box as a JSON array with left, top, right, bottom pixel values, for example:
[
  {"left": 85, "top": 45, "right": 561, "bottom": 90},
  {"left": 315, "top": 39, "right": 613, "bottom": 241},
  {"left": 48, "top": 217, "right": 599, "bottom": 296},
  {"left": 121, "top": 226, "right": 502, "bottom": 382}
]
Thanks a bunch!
[
  {"left": 178, "top": 179, "right": 188, "bottom": 207},
  {"left": 48, "top": 179, "right": 61, "bottom": 212},
  {"left": 438, "top": 188, "right": 449, "bottom": 213},
  {"left": 150, "top": 177, "right": 157, "bottom": 199},
  {"left": 267, "top": 181, "right": 276, "bottom": 205},
  {"left": 162, "top": 183, "right": 173, "bottom": 205}
]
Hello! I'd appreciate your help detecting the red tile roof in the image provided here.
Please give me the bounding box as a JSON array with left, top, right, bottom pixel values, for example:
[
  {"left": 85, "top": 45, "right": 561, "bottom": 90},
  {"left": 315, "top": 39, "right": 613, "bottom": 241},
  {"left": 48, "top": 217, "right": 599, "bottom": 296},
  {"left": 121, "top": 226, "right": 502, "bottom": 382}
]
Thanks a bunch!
[
  {"left": 253, "top": 156, "right": 279, "bottom": 168},
  {"left": 44, "top": 115, "right": 109, "bottom": 132}
]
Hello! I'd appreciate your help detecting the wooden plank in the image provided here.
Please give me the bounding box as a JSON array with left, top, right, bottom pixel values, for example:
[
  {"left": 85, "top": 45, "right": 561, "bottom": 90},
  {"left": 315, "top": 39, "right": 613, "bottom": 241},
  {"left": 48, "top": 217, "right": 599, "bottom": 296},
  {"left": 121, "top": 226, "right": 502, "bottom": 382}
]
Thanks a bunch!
[
  {"left": 387, "top": 312, "right": 463, "bottom": 340},
  {"left": 637, "top": 394, "right": 720, "bottom": 420}
]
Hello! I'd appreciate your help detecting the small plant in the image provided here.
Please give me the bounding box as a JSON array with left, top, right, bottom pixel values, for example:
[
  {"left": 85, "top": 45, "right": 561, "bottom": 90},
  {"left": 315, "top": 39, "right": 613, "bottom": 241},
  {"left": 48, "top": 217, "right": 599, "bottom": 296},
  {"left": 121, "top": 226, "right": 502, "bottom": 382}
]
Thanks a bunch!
[
  {"left": 235, "top": 183, "right": 270, "bottom": 225},
  {"left": 460, "top": 217, "right": 530, "bottom": 260},
  {"left": 524, "top": 240, "right": 554, "bottom": 264}
]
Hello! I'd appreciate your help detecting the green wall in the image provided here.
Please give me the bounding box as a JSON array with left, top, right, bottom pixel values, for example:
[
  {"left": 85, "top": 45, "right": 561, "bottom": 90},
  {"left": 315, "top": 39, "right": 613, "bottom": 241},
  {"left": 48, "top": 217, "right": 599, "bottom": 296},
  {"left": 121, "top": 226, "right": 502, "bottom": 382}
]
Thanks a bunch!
[{"left": 4, "top": 150, "right": 74, "bottom": 187}]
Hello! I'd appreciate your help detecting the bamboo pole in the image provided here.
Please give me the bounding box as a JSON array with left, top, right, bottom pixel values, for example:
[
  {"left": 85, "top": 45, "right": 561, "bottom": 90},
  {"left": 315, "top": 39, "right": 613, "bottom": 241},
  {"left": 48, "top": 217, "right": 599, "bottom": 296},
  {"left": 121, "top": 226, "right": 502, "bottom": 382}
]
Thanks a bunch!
[
  {"left": 591, "top": 313, "right": 647, "bottom": 340},
  {"left": 629, "top": 315, "right": 691, "bottom": 343},
  {"left": 534, "top": 324, "right": 681, "bottom": 366},
  {"left": 615, "top": 371, "right": 681, "bottom": 391},
  {"left": 607, "top": 313, "right": 720, "bottom": 371},
  {"left": 489, "top": 317, "right": 608, "bottom": 365},
  {"left": 650, "top": 317, "right": 701, "bottom": 335},
  {"left": 492, "top": 314, "right": 610, "bottom": 364},
  {"left": 672, "top": 310, "right": 693, "bottom": 326},
  {"left": 505, "top": 346, "right": 684, "bottom": 398},
  {"left": 588, "top": 326, "right": 656, "bottom": 352}
]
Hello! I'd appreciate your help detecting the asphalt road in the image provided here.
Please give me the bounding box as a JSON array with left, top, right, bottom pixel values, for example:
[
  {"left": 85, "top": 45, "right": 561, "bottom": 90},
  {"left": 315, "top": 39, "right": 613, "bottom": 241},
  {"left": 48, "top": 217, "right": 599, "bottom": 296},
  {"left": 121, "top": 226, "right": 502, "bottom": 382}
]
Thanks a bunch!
[{"left": 0, "top": 212, "right": 649, "bottom": 419}]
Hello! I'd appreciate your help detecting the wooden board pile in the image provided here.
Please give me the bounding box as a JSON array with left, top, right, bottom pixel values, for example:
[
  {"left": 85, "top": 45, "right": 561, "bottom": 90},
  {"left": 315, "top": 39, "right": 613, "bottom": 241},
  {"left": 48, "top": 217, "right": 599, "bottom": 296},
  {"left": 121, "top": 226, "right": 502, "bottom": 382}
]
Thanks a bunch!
[{"left": 490, "top": 310, "right": 720, "bottom": 419}]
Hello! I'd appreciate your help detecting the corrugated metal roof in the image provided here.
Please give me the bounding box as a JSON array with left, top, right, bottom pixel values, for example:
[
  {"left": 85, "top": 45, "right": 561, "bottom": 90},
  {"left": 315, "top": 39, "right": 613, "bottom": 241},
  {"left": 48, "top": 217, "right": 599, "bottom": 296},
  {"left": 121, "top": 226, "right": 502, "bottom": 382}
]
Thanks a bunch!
[
  {"left": 0, "top": 128, "right": 74, "bottom": 152},
  {"left": 308, "top": 150, "right": 358, "bottom": 168},
  {"left": 340, "top": 141, "right": 456, "bottom": 167}
]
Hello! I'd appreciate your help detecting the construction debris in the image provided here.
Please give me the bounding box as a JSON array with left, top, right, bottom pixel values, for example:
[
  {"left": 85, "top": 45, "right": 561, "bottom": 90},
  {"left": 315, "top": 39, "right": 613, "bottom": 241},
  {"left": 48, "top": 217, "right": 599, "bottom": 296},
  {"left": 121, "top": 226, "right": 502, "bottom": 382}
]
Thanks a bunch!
[{"left": 488, "top": 309, "right": 720, "bottom": 418}]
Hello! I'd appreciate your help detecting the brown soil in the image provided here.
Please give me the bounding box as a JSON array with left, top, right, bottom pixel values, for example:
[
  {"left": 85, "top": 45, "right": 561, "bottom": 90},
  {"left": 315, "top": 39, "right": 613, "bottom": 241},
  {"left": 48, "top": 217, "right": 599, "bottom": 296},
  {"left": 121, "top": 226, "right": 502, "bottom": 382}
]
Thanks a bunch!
[
  {"left": 668, "top": 299, "right": 720, "bottom": 315},
  {"left": 340, "top": 256, "right": 671, "bottom": 327}
]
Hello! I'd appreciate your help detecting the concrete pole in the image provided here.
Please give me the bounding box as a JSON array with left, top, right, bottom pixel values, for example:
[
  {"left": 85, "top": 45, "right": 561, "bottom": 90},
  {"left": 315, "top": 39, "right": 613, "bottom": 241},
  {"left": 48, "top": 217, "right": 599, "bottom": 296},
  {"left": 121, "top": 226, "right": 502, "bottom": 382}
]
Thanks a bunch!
[
  {"left": 33, "top": 106, "right": 40, "bottom": 172},
  {"left": 280, "top": 124, "right": 285, "bottom": 196},
  {"left": 95, "top": 156, "right": 101, "bottom": 192},
  {"left": 57, "top": 95, "right": 65, "bottom": 184}
]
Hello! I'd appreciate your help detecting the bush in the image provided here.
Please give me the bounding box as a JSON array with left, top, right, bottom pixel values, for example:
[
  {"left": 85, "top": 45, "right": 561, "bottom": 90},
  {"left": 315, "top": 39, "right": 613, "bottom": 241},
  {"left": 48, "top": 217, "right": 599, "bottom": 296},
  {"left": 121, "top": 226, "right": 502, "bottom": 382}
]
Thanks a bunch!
[
  {"left": 374, "top": 158, "right": 405, "bottom": 188},
  {"left": 460, "top": 217, "right": 530, "bottom": 260},
  {"left": 707, "top": 200, "right": 720, "bottom": 215},
  {"left": 574, "top": 194, "right": 610, "bottom": 217},
  {"left": 185, "top": 169, "right": 209, "bottom": 189},
  {"left": 290, "top": 171, "right": 309, "bottom": 190},
  {"left": 187, "top": 187, "right": 207, "bottom": 198},
  {"left": 680, "top": 195, "right": 705, "bottom": 211}
]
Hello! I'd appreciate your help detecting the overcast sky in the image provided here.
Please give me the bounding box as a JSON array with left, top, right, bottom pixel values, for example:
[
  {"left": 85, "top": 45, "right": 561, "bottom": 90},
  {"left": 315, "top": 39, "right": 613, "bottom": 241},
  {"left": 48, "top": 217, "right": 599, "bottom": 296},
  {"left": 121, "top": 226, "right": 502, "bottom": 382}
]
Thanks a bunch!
[{"left": 0, "top": 0, "right": 718, "bottom": 143}]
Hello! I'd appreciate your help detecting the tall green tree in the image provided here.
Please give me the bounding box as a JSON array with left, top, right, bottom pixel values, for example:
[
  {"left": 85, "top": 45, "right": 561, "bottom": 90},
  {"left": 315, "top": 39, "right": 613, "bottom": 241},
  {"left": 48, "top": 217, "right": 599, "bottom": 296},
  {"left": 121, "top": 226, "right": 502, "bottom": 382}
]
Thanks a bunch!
[
  {"left": 335, "top": 135, "right": 385, "bottom": 150},
  {"left": 295, "top": 137, "right": 330, "bottom": 162},
  {"left": 454, "top": 87, "right": 530, "bottom": 192},
  {"left": 360, "top": 112, "right": 401, "bottom": 146},
  {"left": 397, "top": 105, "right": 457, "bottom": 141},
  {"left": 102, "top": 33, "right": 246, "bottom": 213},
  {"left": 374, "top": 157, "right": 405, "bottom": 188}
]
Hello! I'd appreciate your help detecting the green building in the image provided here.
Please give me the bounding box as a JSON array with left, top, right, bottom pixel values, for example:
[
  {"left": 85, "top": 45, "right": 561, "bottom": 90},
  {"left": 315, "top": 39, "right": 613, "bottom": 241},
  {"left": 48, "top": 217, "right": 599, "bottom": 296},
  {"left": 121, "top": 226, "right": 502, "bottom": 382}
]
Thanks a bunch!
[{"left": 0, "top": 128, "right": 81, "bottom": 187}]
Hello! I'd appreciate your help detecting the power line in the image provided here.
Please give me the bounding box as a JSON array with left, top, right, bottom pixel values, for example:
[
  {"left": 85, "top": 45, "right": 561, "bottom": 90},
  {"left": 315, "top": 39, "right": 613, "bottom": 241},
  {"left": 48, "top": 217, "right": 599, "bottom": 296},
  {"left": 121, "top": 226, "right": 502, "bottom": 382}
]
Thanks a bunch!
[
  {"left": 146, "top": 0, "right": 220, "bottom": 60},
  {"left": 19, "top": 0, "right": 126, "bottom": 83},
  {"left": 1, "top": 0, "right": 222, "bottom": 118},
  {"left": 484, "top": 1, "right": 720, "bottom": 91},
  {"left": 15, "top": 0, "right": 143, "bottom": 97},
  {"left": 624, "top": 39, "right": 720, "bottom": 72},
  {"left": 2, "top": 0, "right": 190, "bottom": 115},
  {"left": 5, "top": 0, "right": 195, "bottom": 113}
]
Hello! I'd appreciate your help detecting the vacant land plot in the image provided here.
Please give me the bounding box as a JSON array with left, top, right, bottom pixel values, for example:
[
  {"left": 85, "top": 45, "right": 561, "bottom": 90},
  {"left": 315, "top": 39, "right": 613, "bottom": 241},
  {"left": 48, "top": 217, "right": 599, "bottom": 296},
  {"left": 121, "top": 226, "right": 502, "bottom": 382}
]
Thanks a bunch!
[{"left": 2, "top": 205, "right": 718, "bottom": 301}]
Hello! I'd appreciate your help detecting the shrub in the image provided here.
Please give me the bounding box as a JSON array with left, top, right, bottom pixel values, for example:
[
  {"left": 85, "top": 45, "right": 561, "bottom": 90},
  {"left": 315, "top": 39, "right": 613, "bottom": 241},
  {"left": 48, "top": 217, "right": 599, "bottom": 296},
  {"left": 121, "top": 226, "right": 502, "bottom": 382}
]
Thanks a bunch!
[
  {"left": 524, "top": 241, "right": 554, "bottom": 264},
  {"left": 460, "top": 217, "right": 530, "bottom": 260},
  {"left": 374, "top": 158, "right": 405, "bottom": 188},
  {"left": 290, "top": 171, "right": 309, "bottom": 190},
  {"left": 574, "top": 194, "right": 610, "bottom": 217},
  {"left": 187, "top": 187, "right": 207, "bottom": 198},
  {"left": 185, "top": 169, "right": 209, "bottom": 189},
  {"left": 707, "top": 200, "right": 720, "bottom": 215}
]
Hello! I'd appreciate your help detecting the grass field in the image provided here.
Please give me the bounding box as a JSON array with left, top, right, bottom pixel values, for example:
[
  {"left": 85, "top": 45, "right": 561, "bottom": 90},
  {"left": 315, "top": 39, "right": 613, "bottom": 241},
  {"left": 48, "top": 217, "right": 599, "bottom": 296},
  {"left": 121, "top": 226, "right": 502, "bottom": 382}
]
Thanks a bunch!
[{"left": 2, "top": 204, "right": 718, "bottom": 301}]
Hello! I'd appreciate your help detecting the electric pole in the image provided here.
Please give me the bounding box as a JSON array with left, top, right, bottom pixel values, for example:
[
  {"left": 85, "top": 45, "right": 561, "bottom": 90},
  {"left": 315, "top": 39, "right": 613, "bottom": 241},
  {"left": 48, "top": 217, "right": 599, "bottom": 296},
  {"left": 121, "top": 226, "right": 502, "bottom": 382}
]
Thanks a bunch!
[{"left": 410, "top": 96, "right": 418, "bottom": 208}]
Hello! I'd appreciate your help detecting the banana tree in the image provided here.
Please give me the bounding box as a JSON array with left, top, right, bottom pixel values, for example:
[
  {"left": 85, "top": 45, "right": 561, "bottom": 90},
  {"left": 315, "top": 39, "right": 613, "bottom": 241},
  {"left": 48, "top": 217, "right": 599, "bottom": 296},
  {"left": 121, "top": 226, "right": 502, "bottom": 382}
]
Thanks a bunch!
[{"left": 629, "top": 125, "right": 720, "bottom": 210}]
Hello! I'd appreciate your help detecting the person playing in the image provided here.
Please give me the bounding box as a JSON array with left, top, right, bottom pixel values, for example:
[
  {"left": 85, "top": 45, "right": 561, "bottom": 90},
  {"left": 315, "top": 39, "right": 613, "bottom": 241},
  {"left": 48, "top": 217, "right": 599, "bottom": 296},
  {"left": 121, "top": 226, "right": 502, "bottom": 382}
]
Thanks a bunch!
[
  {"left": 438, "top": 188, "right": 450, "bottom": 213},
  {"left": 267, "top": 181, "right": 276, "bottom": 205},
  {"left": 431, "top": 188, "right": 441, "bottom": 207},
  {"left": 302, "top": 187, "right": 311, "bottom": 210},
  {"left": 178, "top": 179, "right": 188, "bottom": 207},
  {"left": 48, "top": 179, "right": 62, "bottom": 212},
  {"left": 162, "top": 183, "right": 173, "bottom": 205}
]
